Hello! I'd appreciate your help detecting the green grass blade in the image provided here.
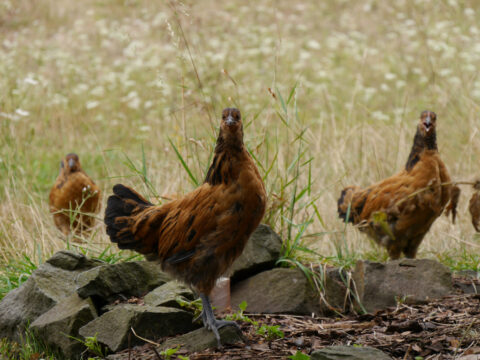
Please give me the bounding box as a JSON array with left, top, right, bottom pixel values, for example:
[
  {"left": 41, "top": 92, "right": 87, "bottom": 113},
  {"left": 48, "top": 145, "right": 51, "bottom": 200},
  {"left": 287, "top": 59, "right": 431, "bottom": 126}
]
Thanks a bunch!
[{"left": 168, "top": 138, "right": 199, "bottom": 187}]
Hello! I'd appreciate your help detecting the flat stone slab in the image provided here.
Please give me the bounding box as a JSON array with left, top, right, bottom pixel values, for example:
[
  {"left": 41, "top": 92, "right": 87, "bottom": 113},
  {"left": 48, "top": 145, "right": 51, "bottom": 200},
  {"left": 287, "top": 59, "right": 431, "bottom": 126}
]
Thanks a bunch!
[
  {"left": 143, "top": 280, "right": 194, "bottom": 308},
  {"left": 79, "top": 304, "right": 197, "bottom": 352},
  {"left": 31, "top": 293, "right": 97, "bottom": 359},
  {"left": 231, "top": 268, "right": 323, "bottom": 315},
  {"left": 76, "top": 261, "right": 171, "bottom": 305},
  {"left": 46, "top": 250, "right": 104, "bottom": 271},
  {"left": 311, "top": 345, "right": 392, "bottom": 359},
  {"left": 353, "top": 259, "right": 453, "bottom": 313},
  {"left": 227, "top": 224, "right": 282, "bottom": 283},
  {"left": 159, "top": 325, "right": 244, "bottom": 352}
]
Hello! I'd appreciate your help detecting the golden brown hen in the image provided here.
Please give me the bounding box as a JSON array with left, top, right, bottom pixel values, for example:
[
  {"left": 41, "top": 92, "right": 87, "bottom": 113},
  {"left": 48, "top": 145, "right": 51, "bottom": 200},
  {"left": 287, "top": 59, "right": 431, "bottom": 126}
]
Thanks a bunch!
[
  {"left": 469, "top": 181, "right": 480, "bottom": 232},
  {"left": 49, "top": 153, "right": 101, "bottom": 237},
  {"left": 104, "top": 108, "right": 267, "bottom": 346},
  {"left": 338, "top": 111, "right": 457, "bottom": 259}
]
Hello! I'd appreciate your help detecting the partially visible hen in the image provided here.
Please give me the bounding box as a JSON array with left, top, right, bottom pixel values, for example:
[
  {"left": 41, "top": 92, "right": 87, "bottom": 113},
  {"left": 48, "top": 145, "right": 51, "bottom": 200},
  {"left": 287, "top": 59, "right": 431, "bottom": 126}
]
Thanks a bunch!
[
  {"left": 49, "top": 153, "right": 101, "bottom": 237},
  {"left": 469, "top": 181, "right": 480, "bottom": 232},
  {"left": 104, "top": 108, "right": 267, "bottom": 346},
  {"left": 338, "top": 111, "right": 457, "bottom": 259}
]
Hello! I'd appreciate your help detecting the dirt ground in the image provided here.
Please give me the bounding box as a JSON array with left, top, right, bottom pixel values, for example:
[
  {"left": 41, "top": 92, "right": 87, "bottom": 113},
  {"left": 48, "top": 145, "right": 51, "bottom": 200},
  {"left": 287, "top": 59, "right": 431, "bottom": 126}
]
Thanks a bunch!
[{"left": 109, "top": 277, "right": 480, "bottom": 360}]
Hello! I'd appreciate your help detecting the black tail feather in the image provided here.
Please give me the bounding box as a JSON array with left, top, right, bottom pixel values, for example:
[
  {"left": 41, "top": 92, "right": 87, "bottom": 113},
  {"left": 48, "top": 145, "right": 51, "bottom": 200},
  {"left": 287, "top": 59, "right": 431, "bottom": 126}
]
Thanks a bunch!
[
  {"left": 104, "top": 184, "right": 152, "bottom": 249},
  {"left": 112, "top": 184, "right": 152, "bottom": 206}
]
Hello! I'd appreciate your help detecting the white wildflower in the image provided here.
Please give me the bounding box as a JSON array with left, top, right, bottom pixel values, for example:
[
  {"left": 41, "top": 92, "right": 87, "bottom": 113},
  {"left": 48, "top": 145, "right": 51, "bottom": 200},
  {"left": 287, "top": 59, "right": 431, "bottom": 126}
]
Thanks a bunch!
[
  {"left": 385, "top": 73, "right": 396, "bottom": 81},
  {"left": 15, "top": 109, "right": 29, "bottom": 116},
  {"left": 299, "top": 50, "right": 311, "bottom": 61},
  {"left": 24, "top": 77, "right": 38, "bottom": 85},
  {"left": 464, "top": 8, "right": 475, "bottom": 17},
  {"left": 86, "top": 101, "right": 100, "bottom": 110},
  {"left": 306, "top": 40, "right": 321, "bottom": 50},
  {"left": 380, "top": 83, "right": 390, "bottom": 92},
  {"left": 371, "top": 111, "right": 389, "bottom": 121},
  {"left": 90, "top": 86, "right": 105, "bottom": 97},
  {"left": 73, "top": 83, "right": 89, "bottom": 95},
  {"left": 438, "top": 68, "right": 452, "bottom": 77}
]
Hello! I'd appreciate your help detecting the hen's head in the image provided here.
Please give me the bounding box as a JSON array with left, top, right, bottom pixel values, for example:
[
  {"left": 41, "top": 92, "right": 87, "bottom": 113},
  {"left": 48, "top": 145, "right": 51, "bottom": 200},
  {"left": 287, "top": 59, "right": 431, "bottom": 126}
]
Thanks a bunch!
[
  {"left": 60, "top": 153, "right": 82, "bottom": 175},
  {"left": 219, "top": 108, "right": 243, "bottom": 145},
  {"left": 418, "top": 110, "right": 437, "bottom": 136}
]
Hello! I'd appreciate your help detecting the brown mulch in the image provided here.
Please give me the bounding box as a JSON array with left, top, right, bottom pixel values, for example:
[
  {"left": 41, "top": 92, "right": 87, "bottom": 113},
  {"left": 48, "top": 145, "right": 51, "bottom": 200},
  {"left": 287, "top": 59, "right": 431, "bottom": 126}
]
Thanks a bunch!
[{"left": 109, "top": 280, "right": 480, "bottom": 360}]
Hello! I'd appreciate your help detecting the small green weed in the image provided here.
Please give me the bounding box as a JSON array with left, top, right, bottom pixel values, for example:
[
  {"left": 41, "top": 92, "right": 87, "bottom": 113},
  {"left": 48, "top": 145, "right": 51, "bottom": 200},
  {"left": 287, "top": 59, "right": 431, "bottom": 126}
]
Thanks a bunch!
[
  {"left": 256, "top": 324, "right": 284, "bottom": 340},
  {"left": 159, "top": 345, "right": 180, "bottom": 360},
  {"left": 288, "top": 351, "right": 311, "bottom": 360},
  {"left": 176, "top": 297, "right": 203, "bottom": 320},
  {"left": 70, "top": 332, "right": 108, "bottom": 358},
  {"left": 226, "top": 301, "right": 284, "bottom": 340}
]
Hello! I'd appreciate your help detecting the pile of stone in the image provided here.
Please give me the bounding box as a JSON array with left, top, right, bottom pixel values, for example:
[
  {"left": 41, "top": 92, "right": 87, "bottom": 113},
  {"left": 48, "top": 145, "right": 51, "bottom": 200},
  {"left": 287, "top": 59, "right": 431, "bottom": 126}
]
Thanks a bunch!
[{"left": 0, "top": 224, "right": 456, "bottom": 359}]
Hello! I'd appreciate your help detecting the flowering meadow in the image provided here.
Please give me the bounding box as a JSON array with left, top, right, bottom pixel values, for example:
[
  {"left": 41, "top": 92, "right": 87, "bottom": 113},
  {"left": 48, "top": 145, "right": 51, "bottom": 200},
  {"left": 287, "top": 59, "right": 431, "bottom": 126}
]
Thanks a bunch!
[{"left": 1, "top": 0, "right": 479, "bottom": 270}]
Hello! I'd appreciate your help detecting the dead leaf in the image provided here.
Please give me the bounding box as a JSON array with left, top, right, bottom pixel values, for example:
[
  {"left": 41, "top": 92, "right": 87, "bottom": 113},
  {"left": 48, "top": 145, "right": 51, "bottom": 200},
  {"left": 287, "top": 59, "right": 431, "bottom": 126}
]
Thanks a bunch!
[
  {"left": 412, "top": 344, "right": 422, "bottom": 352},
  {"left": 450, "top": 338, "right": 460, "bottom": 348}
]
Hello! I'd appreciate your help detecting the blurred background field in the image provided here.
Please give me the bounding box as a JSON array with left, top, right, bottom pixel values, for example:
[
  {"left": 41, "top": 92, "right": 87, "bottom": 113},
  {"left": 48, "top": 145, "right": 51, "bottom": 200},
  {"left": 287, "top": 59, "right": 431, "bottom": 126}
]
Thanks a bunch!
[{"left": 1, "top": 0, "right": 479, "bottom": 291}]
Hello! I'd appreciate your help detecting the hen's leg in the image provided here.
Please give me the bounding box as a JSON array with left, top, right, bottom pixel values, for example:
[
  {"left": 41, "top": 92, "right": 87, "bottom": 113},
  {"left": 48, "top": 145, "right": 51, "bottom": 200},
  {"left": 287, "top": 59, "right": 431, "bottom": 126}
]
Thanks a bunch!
[
  {"left": 199, "top": 293, "right": 241, "bottom": 348},
  {"left": 403, "top": 234, "right": 423, "bottom": 258}
]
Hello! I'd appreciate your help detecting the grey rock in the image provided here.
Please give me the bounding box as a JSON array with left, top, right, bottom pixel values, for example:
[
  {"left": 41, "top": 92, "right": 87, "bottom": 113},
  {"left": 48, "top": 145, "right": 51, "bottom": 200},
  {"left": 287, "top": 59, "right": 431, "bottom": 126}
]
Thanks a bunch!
[
  {"left": 231, "top": 268, "right": 323, "bottom": 315},
  {"left": 143, "top": 280, "right": 194, "bottom": 308},
  {"left": 0, "top": 252, "right": 99, "bottom": 342},
  {"left": 159, "top": 325, "right": 243, "bottom": 352},
  {"left": 79, "top": 304, "right": 196, "bottom": 352},
  {"left": 228, "top": 224, "right": 282, "bottom": 282},
  {"left": 311, "top": 345, "right": 392, "bottom": 360},
  {"left": 317, "top": 267, "right": 354, "bottom": 314},
  {"left": 353, "top": 259, "right": 453, "bottom": 313},
  {"left": 31, "top": 293, "right": 97, "bottom": 359},
  {"left": 454, "top": 270, "right": 479, "bottom": 279},
  {"left": 46, "top": 250, "right": 104, "bottom": 271},
  {"left": 76, "top": 261, "right": 171, "bottom": 305}
]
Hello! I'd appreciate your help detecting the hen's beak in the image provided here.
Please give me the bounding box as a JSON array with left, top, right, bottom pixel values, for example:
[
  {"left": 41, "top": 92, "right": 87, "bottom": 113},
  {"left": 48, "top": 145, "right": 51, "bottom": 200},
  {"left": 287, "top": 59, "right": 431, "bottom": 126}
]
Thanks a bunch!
[
  {"left": 225, "top": 115, "right": 235, "bottom": 126},
  {"left": 68, "top": 158, "right": 76, "bottom": 168},
  {"left": 423, "top": 115, "right": 432, "bottom": 133}
]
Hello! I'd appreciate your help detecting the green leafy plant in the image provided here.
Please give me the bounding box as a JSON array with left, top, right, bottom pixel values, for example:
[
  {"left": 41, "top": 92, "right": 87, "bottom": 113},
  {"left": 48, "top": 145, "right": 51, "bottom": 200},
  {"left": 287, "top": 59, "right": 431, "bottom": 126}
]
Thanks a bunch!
[
  {"left": 288, "top": 351, "right": 311, "bottom": 360},
  {"left": 225, "top": 300, "right": 258, "bottom": 326},
  {"left": 160, "top": 345, "right": 181, "bottom": 360},
  {"left": 176, "top": 297, "right": 204, "bottom": 321},
  {"left": 256, "top": 324, "right": 284, "bottom": 340},
  {"left": 70, "top": 332, "right": 108, "bottom": 358},
  {"left": 226, "top": 301, "right": 285, "bottom": 341}
]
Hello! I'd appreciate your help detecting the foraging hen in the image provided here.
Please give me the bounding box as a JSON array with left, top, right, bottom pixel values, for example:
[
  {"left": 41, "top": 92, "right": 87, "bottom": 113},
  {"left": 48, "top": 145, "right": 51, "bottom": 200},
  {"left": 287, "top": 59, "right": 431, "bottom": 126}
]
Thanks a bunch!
[
  {"left": 104, "top": 108, "right": 267, "bottom": 346},
  {"left": 49, "top": 153, "right": 101, "bottom": 237},
  {"left": 338, "top": 111, "right": 457, "bottom": 259}
]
